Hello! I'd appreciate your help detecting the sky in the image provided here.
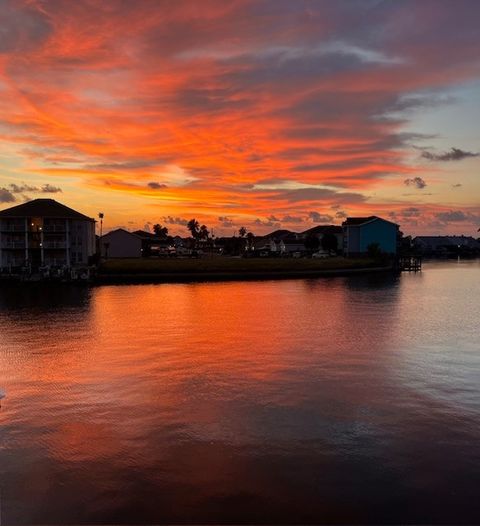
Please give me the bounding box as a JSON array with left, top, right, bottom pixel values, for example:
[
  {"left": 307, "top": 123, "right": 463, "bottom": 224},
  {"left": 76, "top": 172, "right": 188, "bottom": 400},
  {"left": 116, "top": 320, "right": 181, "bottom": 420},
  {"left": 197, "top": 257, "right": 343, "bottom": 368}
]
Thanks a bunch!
[{"left": 0, "top": 0, "right": 479, "bottom": 236}]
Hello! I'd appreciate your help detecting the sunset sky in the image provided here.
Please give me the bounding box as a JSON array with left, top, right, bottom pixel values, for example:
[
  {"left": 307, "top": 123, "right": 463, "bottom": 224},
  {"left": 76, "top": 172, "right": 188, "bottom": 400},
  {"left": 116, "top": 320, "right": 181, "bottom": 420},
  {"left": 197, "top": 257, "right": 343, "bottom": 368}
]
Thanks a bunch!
[{"left": 0, "top": 0, "right": 479, "bottom": 236}]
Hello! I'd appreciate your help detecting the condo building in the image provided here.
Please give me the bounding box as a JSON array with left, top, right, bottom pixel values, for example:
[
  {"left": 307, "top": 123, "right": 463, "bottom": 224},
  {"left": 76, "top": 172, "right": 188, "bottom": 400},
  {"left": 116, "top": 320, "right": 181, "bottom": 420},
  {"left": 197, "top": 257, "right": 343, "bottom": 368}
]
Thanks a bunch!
[{"left": 0, "top": 199, "right": 96, "bottom": 269}]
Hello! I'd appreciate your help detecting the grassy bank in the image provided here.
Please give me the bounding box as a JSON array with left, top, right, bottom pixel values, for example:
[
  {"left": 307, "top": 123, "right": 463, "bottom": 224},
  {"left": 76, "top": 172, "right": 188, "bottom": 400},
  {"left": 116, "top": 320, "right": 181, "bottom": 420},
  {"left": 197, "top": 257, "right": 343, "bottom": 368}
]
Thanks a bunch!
[{"left": 97, "top": 256, "right": 390, "bottom": 283}]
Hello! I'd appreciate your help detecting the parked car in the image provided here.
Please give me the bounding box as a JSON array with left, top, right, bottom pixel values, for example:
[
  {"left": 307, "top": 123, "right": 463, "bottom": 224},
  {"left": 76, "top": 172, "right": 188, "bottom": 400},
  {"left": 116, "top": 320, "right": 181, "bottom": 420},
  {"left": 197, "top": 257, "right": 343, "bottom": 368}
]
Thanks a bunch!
[{"left": 312, "top": 250, "right": 329, "bottom": 259}]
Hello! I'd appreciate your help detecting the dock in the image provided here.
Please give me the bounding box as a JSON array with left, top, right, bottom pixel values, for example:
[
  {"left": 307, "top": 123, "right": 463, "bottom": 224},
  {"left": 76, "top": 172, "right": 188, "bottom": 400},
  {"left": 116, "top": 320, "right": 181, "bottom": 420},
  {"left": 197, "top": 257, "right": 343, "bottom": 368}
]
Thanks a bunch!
[{"left": 397, "top": 255, "right": 422, "bottom": 272}]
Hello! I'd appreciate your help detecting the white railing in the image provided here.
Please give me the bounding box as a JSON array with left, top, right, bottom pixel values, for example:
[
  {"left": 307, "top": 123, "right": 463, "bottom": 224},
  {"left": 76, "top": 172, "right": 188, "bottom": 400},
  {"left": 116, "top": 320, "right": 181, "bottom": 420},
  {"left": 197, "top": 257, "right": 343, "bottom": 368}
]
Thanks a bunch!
[
  {"left": 43, "top": 241, "right": 67, "bottom": 249},
  {"left": 2, "top": 241, "right": 26, "bottom": 249},
  {"left": 43, "top": 225, "right": 66, "bottom": 232},
  {"left": 1, "top": 225, "right": 25, "bottom": 232},
  {"left": 44, "top": 258, "right": 67, "bottom": 266},
  {"left": 3, "top": 260, "right": 25, "bottom": 267}
]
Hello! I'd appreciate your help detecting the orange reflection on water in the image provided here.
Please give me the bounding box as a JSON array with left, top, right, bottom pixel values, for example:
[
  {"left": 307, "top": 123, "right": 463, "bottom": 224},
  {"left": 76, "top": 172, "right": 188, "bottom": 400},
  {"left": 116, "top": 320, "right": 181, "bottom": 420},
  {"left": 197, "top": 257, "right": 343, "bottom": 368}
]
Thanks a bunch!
[{"left": 3, "top": 267, "right": 478, "bottom": 524}]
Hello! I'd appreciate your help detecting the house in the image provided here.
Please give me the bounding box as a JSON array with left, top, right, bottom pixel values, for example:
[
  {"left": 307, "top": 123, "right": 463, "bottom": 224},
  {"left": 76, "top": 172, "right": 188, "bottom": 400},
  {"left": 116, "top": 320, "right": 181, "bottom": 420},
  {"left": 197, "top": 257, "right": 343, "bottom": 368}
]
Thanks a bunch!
[
  {"left": 300, "top": 225, "right": 343, "bottom": 252},
  {"left": 279, "top": 236, "right": 306, "bottom": 255},
  {"left": 342, "top": 216, "right": 399, "bottom": 256},
  {"left": 132, "top": 230, "right": 166, "bottom": 256},
  {"left": 263, "top": 229, "right": 295, "bottom": 241},
  {"left": 100, "top": 229, "right": 142, "bottom": 258},
  {"left": 0, "top": 198, "right": 96, "bottom": 269},
  {"left": 132, "top": 229, "right": 158, "bottom": 256},
  {"left": 414, "top": 235, "right": 480, "bottom": 256},
  {"left": 251, "top": 237, "right": 278, "bottom": 255}
]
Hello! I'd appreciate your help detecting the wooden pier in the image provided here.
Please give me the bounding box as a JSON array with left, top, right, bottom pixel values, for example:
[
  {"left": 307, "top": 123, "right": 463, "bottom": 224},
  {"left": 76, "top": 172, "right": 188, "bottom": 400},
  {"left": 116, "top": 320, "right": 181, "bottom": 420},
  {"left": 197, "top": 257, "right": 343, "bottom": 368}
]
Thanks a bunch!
[{"left": 397, "top": 255, "right": 422, "bottom": 272}]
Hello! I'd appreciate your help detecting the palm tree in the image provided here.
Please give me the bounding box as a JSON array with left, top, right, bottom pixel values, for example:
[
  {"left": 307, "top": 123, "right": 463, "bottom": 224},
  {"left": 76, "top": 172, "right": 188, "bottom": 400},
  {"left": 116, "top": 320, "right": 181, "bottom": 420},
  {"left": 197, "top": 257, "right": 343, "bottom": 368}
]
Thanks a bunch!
[
  {"left": 238, "top": 226, "right": 247, "bottom": 238},
  {"left": 153, "top": 224, "right": 169, "bottom": 238},
  {"left": 187, "top": 219, "right": 200, "bottom": 239},
  {"left": 199, "top": 224, "right": 210, "bottom": 240}
]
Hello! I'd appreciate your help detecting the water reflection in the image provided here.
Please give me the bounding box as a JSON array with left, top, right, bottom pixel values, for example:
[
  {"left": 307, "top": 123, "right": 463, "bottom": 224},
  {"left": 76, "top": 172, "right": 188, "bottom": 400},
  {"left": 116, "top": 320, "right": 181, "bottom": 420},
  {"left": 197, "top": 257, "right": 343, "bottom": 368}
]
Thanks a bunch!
[
  {"left": 0, "top": 282, "right": 92, "bottom": 311},
  {"left": 0, "top": 262, "right": 479, "bottom": 523}
]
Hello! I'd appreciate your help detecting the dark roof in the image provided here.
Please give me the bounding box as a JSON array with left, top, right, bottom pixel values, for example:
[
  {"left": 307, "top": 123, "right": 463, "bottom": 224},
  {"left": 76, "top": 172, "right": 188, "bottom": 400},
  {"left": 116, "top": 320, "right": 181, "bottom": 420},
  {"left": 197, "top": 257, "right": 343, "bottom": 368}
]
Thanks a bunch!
[
  {"left": 132, "top": 230, "right": 157, "bottom": 239},
  {"left": 101, "top": 228, "right": 140, "bottom": 239},
  {"left": 264, "top": 229, "right": 294, "bottom": 240},
  {"left": 282, "top": 237, "right": 305, "bottom": 245},
  {"left": 342, "top": 216, "right": 398, "bottom": 227},
  {"left": 301, "top": 225, "right": 342, "bottom": 236},
  {"left": 0, "top": 199, "right": 94, "bottom": 221},
  {"left": 342, "top": 216, "right": 377, "bottom": 226}
]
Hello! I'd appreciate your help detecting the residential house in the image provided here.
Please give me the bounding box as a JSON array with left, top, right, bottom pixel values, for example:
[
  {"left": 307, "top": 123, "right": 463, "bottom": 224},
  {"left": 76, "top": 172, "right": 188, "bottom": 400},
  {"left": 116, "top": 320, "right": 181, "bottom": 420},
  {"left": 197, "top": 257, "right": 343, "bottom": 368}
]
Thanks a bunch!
[
  {"left": 264, "top": 229, "right": 295, "bottom": 241},
  {"left": 251, "top": 237, "right": 278, "bottom": 255},
  {"left": 100, "top": 229, "right": 142, "bottom": 258},
  {"left": 414, "top": 235, "right": 480, "bottom": 256},
  {"left": 279, "top": 236, "right": 306, "bottom": 255},
  {"left": 0, "top": 198, "right": 96, "bottom": 269},
  {"left": 300, "top": 225, "right": 343, "bottom": 252},
  {"left": 343, "top": 216, "right": 399, "bottom": 256}
]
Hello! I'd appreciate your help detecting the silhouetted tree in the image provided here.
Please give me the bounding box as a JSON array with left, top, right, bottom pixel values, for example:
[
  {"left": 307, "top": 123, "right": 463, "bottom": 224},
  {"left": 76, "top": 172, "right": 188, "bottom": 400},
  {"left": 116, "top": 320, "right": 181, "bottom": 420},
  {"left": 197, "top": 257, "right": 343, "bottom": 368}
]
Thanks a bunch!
[
  {"left": 321, "top": 233, "right": 338, "bottom": 252},
  {"left": 238, "top": 226, "right": 247, "bottom": 238},
  {"left": 367, "top": 242, "right": 382, "bottom": 259},
  {"left": 199, "top": 224, "right": 210, "bottom": 240},
  {"left": 153, "top": 224, "right": 169, "bottom": 238},
  {"left": 187, "top": 219, "right": 200, "bottom": 239}
]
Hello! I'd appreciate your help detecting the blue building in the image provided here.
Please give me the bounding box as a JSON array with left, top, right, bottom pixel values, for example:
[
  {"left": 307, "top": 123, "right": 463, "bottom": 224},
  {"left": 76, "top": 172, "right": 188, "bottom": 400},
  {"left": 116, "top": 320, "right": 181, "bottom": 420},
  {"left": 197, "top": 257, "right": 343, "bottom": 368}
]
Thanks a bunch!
[{"left": 342, "top": 216, "right": 399, "bottom": 257}]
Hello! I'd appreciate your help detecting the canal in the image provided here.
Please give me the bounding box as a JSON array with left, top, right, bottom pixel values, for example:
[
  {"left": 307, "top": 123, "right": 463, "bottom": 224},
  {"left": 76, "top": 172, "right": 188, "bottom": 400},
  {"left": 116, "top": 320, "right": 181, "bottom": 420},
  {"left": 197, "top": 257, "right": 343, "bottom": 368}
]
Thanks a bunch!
[{"left": 0, "top": 260, "right": 479, "bottom": 523}]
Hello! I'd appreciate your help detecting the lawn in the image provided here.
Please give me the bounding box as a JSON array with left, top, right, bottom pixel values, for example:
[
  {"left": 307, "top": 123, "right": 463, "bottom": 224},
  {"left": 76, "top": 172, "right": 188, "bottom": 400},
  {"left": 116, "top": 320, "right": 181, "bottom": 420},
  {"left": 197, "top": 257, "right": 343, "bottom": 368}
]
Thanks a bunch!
[{"left": 99, "top": 256, "right": 382, "bottom": 276}]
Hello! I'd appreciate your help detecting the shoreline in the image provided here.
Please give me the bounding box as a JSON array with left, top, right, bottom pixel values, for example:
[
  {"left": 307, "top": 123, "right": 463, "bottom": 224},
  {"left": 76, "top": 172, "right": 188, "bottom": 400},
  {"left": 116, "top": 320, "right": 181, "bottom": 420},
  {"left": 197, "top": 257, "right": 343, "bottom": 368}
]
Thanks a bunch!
[
  {"left": 0, "top": 257, "right": 397, "bottom": 285},
  {"left": 95, "top": 264, "right": 394, "bottom": 285}
]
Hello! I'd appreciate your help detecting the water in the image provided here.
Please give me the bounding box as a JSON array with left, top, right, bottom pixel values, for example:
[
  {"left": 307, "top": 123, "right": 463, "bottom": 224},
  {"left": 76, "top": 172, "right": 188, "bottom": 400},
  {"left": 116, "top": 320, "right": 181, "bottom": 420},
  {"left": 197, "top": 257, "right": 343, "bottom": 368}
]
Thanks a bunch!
[{"left": 0, "top": 260, "right": 479, "bottom": 524}]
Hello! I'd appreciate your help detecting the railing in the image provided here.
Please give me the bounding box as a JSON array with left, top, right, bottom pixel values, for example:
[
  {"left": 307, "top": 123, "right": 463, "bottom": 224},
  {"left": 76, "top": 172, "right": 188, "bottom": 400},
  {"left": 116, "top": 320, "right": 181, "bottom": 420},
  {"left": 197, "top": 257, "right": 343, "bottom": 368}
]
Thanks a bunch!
[
  {"left": 43, "top": 225, "right": 66, "bottom": 232},
  {"left": 2, "top": 241, "right": 26, "bottom": 249},
  {"left": 0, "top": 225, "right": 25, "bottom": 232},
  {"left": 44, "top": 259, "right": 67, "bottom": 266},
  {"left": 2, "top": 260, "right": 25, "bottom": 267},
  {"left": 43, "top": 241, "right": 67, "bottom": 249}
]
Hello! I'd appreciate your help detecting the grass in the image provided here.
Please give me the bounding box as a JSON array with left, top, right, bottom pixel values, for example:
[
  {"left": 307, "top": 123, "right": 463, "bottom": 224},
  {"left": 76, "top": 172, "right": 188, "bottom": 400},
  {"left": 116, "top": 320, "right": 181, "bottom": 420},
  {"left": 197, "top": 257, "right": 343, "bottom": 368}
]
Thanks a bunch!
[{"left": 99, "top": 256, "right": 382, "bottom": 276}]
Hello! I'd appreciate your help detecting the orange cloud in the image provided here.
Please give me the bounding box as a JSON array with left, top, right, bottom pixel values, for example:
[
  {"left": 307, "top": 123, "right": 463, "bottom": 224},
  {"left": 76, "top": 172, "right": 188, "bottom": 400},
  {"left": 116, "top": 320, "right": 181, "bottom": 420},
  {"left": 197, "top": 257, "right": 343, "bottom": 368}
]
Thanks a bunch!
[{"left": 0, "top": 0, "right": 479, "bottom": 235}]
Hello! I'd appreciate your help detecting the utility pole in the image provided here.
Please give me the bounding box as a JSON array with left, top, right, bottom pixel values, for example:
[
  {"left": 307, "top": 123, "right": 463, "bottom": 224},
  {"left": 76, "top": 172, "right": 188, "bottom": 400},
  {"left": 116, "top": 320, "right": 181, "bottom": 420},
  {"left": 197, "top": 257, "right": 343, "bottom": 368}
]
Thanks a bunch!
[{"left": 98, "top": 212, "right": 104, "bottom": 257}]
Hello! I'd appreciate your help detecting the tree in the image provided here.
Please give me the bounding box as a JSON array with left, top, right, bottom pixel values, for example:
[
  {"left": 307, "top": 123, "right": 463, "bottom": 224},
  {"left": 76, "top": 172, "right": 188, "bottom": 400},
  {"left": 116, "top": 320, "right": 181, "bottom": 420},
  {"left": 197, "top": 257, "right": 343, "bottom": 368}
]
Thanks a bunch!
[
  {"left": 367, "top": 242, "right": 382, "bottom": 259},
  {"left": 304, "top": 233, "right": 320, "bottom": 252},
  {"left": 199, "top": 224, "right": 210, "bottom": 240},
  {"left": 187, "top": 219, "right": 200, "bottom": 239},
  {"left": 153, "top": 224, "right": 169, "bottom": 238},
  {"left": 238, "top": 226, "right": 247, "bottom": 238},
  {"left": 321, "top": 232, "right": 338, "bottom": 253}
]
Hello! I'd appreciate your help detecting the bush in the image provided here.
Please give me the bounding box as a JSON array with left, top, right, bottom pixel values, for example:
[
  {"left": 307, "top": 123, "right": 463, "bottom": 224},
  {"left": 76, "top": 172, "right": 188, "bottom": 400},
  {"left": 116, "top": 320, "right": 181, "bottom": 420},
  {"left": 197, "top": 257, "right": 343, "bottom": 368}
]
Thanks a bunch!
[{"left": 367, "top": 243, "right": 382, "bottom": 259}]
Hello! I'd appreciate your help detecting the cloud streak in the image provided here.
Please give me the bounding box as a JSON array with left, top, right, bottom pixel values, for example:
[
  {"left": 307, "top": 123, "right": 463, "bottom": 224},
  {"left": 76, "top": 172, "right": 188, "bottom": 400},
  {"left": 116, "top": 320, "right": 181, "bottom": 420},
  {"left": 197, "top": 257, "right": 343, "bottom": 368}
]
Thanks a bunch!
[
  {"left": 421, "top": 148, "right": 479, "bottom": 162},
  {"left": 0, "top": 0, "right": 479, "bottom": 234},
  {"left": 404, "top": 177, "right": 427, "bottom": 189}
]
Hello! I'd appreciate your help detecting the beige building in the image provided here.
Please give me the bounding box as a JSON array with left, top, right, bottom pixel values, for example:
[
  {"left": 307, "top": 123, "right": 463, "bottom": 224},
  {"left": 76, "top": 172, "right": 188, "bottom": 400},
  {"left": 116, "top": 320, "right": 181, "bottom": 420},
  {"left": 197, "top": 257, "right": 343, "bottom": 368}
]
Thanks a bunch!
[
  {"left": 0, "top": 198, "right": 96, "bottom": 269},
  {"left": 100, "top": 229, "right": 142, "bottom": 258}
]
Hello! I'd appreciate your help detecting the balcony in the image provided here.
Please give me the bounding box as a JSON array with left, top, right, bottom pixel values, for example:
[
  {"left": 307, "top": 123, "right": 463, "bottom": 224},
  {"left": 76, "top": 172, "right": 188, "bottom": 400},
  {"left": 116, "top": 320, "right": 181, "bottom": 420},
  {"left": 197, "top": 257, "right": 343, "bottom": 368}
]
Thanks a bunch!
[
  {"left": 2, "top": 259, "right": 25, "bottom": 267},
  {"left": 1, "top": 225, "right": 25, "bottom": 233},
  {"left": 43, "top": 225, "right": 66, "bottom": 233},
  {"left": 43, "top": 241, "right": 67, "bottom": 249},
  {"left": 44, "top": 258, "right": 67, "bottom": 266},
  {"left": 2, "top": 241, "right": 26, "bottom": 249}
]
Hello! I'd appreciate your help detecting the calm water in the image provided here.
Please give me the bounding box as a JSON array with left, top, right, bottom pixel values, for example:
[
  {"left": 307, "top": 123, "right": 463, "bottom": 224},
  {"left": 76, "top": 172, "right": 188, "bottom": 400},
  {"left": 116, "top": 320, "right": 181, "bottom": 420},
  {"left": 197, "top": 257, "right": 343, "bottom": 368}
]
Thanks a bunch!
[{"left": 0, "top": 260, "right": 479, "bottom": 524}]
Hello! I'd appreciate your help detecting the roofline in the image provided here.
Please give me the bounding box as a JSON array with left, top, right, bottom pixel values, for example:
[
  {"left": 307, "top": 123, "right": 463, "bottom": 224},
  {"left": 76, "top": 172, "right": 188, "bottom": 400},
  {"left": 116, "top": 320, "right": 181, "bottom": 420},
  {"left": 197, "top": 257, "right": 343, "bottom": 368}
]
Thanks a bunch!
[
  {"left": 0, "top": 211, "right": 96, "bottom": 221},
  {"left": 100, "top": 228, "right": 142, "bottom": 239},
  {"left": 343, "top": 216, "right": 399, "bottom": 228},
  {"left": 0, "top": 199, "right": 95, "bottom": 221}
]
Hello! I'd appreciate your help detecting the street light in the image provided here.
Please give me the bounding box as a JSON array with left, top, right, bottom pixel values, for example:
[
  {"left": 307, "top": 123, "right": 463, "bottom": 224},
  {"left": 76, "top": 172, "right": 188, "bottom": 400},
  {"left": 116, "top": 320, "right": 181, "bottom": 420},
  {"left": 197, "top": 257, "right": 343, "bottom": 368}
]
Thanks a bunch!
[
  {"left": 98, "top": 212, "right": 104, "bottom": 237},
  {"left": 98, "top": 213, "right": 104, "bottom": 258}
]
